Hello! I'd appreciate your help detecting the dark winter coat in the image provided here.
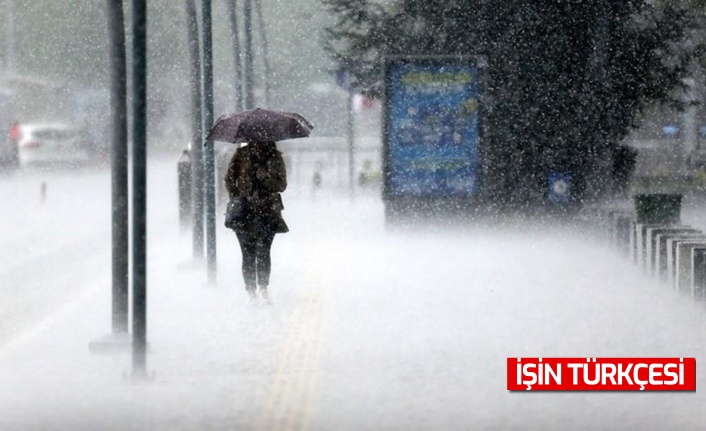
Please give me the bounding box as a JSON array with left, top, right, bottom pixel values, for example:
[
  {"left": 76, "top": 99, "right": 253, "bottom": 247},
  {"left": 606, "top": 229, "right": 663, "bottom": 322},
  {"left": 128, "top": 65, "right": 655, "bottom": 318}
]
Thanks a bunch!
[{"left": 225, "top": 142, "right": 289, "bottom": 234}]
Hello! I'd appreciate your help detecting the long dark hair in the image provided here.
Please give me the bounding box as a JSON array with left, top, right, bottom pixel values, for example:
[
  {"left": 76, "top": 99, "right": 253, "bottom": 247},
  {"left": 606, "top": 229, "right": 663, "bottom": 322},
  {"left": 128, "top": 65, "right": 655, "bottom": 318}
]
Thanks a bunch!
[
  {"left": 252, "top": 141, "right": 277, "bottom": 159},
  {"left": 249, "top": 141, "right": 277, "bottom": 167}
]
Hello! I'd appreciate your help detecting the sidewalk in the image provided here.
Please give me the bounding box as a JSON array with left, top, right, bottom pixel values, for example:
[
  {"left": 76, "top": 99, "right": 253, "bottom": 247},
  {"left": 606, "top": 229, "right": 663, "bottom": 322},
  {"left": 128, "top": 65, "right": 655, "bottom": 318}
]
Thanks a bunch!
[{"left": 2, "top": 190, "right": 706, "bottom": 430}]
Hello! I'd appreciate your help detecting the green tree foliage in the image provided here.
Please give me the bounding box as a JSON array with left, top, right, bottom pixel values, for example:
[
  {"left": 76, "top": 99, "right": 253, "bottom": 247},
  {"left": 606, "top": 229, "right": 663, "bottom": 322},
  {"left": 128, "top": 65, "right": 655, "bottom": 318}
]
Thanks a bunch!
[{"left": 324, "top": 0, "right": 700, "bottom": 206}]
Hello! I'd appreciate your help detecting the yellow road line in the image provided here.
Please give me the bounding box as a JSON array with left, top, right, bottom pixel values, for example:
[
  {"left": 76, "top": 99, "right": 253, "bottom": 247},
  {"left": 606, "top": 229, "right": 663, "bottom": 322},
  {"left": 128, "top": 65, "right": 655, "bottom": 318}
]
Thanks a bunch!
[
  {"left": 299, "top": 288, "right": 332, "bottom": 431},
  {"left": 255, "top": 245, "right": 335, "bottom": 431}
]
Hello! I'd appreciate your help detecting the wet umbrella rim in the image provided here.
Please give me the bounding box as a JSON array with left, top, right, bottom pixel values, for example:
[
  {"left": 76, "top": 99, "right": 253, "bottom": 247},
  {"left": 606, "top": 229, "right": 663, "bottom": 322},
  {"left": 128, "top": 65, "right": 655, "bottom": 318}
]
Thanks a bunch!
[{"left": 205, "top": 108, "right": 313, "bottom": 144}]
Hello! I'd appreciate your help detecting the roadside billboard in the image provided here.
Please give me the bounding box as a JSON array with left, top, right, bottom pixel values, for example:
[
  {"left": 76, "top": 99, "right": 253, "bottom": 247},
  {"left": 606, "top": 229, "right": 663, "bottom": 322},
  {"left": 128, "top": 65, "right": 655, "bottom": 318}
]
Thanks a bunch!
[{"left": 383, "top": 57, "right": 481, "bottom": 203}]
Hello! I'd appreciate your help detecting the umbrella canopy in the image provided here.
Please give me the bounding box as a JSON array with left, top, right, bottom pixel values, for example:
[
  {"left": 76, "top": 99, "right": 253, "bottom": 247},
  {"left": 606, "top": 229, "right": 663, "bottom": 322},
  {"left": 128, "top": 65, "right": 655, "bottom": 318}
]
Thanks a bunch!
[{"left": 206, "top": 108, "right": 313, "bottom": 144}]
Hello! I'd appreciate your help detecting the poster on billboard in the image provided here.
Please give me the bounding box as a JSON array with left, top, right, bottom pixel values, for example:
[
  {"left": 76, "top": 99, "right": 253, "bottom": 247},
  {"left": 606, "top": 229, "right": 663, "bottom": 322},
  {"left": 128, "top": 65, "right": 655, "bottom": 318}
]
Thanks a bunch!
[{"left": 383, "top": 57, "right": 481, "bottom": 200}]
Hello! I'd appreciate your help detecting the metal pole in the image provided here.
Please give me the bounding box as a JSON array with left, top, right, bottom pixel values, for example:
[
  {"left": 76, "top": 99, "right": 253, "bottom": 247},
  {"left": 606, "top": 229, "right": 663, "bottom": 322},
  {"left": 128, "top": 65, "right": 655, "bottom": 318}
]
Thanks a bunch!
[
  {"left": 131, "top": 0, "right": 148, "bottom": 377},
  {"left": 226, "top": 0, "right": 244, "bottom": 111},
  {"left": 202, "top": 0, "right": 217, "bottom": 283},
  {"left": 186, "top": 0, "right": 204, "bottom": 260},
  {"left": 253, "top": 0, "right": 270, "bottom": 106},
  {"left": 5, "top": 0, "right": 15, "bottom": 73},
  {"left": 243, "top": 0, "right": 254, "bottom": 109},
  {"left": 178, "top": 149, "right": 192, "bottom": 230},
  {"left": 347, "top": 87, "right": 355, "bottom": 198},
  {"left": 593, "top": 1, "right": 614, "bottom": 197},
  {"left": 108, "top": 0, "right": 129, "bottom": 334}
]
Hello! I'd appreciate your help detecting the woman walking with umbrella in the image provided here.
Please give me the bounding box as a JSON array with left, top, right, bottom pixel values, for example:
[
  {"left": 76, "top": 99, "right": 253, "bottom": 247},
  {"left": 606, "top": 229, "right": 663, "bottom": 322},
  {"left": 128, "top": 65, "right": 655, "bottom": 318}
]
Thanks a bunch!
[
  {"left": 208, "top": 108, "right": 312, "bottom": 301},
  {"left": 225, "top": 140, "right": 288, "bottom": 301}
]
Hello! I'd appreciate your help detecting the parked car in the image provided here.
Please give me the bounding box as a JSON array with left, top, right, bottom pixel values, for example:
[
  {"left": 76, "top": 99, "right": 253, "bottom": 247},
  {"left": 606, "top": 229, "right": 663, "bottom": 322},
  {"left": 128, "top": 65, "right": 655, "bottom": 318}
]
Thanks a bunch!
[{"left": 17, "top": 123, "right": 90, "bottom": 167}]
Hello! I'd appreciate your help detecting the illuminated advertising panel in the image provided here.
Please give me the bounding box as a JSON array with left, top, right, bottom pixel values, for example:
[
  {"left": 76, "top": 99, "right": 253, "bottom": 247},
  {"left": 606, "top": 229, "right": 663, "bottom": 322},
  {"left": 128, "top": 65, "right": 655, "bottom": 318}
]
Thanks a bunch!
[{"left": 384, "top": 58, "right": 480, "bottom": 198}]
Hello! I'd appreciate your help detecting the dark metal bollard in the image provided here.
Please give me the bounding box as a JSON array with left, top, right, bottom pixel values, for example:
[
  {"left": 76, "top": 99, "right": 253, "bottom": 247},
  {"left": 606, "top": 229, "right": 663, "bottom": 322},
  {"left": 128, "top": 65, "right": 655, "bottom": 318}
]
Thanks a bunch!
[
  {"left": 656, "top": 231, "right": 700, "bottom": 279},
  {"left": 675, "top": 241, "right": 706, "bottom": 294},
  {"left": 647, "top": 227, "right": 697, "bottom": 275},
  {"left": 694, "top": 248, "right": 706, "bottom": 301},
  {"left": 178, "top": 149, "right": 192, "bottom": 230}
]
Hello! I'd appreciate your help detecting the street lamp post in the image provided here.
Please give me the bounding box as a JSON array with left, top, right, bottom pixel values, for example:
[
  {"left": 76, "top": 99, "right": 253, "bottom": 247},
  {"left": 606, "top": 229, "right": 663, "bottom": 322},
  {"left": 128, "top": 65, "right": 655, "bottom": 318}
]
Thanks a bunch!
[
  {"left": 88, "top": 0, "right": 131, "bottom": 356},
  {"left": 226, "top": 0, "right": 244, "bottom": 111},
  {"left": 254, "top": 0, "right": 270, "bottom": 106},
  {"left": 243, "top": 0, "right": 254, "bottom": 109},
  {"left": 131, "top": 0, "right": 149, "bottom": 378},
  {"left": 202, "top": 0, "right": 217, "bottom": 283},
  {"left": 5, "top": 0, "right": 15, "bottom": 73},
  {"left": 186, "top": 0, "right": 204, "bottom": 261},
  {"left": 108, "top": 0, "right": 129, "bottom": 335}
]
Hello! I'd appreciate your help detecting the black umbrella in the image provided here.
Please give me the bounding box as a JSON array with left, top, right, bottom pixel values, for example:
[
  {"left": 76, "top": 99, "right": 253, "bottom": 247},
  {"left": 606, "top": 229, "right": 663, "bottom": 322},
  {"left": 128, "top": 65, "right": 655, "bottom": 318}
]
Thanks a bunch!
[{"left": 206, "top": 108, "right": 313, "bottom": 144}]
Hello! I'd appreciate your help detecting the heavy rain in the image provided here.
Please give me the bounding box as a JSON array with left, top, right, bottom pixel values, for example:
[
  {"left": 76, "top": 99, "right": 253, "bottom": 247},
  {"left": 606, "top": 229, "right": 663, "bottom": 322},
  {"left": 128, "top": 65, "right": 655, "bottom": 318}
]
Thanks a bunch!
[{"left": 2, "top": 1, "right": 706, "bottom": 430}]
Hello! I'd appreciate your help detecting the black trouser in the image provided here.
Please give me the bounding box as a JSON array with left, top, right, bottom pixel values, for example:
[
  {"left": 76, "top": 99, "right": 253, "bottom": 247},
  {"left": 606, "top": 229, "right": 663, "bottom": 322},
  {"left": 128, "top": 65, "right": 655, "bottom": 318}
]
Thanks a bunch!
[{"left": 235, "top": 229, "right": 276, "bottom": 290}]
